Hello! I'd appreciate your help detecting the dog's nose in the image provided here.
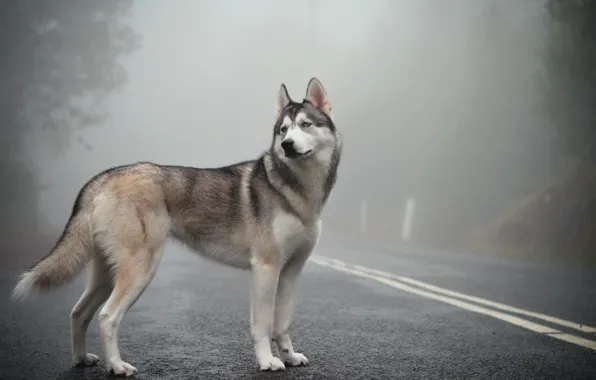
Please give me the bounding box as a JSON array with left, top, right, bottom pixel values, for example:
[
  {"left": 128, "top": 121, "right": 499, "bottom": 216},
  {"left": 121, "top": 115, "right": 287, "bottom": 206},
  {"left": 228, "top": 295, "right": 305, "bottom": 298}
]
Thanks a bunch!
[{"left": 281, "top": 139, "right": 294, "bottom": 151}]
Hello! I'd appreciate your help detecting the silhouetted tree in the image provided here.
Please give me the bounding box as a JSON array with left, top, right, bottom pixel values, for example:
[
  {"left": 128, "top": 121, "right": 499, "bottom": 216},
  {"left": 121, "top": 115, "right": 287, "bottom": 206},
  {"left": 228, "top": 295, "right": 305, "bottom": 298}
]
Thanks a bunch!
[
  {"left": 0, "top": 0, "right": 139, "bottom": 243},
  {"left": 543, "top": 0, "right": 596, "bottom": 161},
  {"left": 482, "top": 0, "right": 596, "bottom": 265}
]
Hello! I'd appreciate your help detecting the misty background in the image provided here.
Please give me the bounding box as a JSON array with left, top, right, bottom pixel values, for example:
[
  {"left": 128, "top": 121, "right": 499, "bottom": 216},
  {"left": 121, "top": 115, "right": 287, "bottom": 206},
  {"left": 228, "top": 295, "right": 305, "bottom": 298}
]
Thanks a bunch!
[{"left": 2, "top": 0, "right": 595, "bottom": 266}]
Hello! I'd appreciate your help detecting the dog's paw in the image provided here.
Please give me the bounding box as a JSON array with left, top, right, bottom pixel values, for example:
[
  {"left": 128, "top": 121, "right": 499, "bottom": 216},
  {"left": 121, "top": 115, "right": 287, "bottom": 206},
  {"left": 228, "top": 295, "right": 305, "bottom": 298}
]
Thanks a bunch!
[
  {"left": 258, "top": 356, "right": 286, "bottom": 371},
  {"left": 73, "top": 353, "right": 100, "bottom": 367},
  {"left": 282, "top": 352, "right": 309, "bottom": 367},
  {"left": 107, "top": 359, "right": 138, "bottom": 377}
]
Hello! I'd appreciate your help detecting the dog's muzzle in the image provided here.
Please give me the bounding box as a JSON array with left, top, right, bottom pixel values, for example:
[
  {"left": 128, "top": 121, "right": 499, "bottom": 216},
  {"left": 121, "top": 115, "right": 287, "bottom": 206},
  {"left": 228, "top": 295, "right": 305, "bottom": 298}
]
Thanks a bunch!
[
  {"left": 281, "top": 139, "right": 312, "bottom": 158},
  {"left": 281, "top": 139, "right": 300, "bottom": 158}
]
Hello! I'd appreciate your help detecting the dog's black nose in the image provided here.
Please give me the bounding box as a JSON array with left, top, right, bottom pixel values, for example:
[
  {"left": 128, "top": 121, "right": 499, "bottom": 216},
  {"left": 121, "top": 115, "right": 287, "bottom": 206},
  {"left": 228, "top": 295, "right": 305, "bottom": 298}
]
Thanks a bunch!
[
  {"left": 281, "top": 139, "right": 299, "bottom": 157},
  {"left": 281, "top": 139, "right": 294, "bottom": 152}
]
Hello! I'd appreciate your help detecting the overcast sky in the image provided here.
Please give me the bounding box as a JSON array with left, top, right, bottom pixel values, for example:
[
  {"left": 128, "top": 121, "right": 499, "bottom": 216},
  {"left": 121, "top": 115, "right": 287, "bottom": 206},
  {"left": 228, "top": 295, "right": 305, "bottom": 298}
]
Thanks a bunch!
[{"left": 33, "top": 0, "right": 562, "bottom": 245}]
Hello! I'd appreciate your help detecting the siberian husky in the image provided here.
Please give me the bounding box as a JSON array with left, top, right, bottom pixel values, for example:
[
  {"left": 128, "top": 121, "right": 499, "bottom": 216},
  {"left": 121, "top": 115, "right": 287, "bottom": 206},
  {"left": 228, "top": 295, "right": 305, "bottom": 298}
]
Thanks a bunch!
[{"left": 12, "top": 77, "right": 342, "bottom": 376}]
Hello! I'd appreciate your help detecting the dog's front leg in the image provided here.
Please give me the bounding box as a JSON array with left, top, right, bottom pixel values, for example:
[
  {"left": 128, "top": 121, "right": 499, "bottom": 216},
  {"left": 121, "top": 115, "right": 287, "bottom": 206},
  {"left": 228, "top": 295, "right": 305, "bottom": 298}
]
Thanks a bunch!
[
  {"left": 251, "top": 259, "right": 285, "bottom": 371},
  {"left": 273, "top": 251, "right": 311, "bottom": 367}
]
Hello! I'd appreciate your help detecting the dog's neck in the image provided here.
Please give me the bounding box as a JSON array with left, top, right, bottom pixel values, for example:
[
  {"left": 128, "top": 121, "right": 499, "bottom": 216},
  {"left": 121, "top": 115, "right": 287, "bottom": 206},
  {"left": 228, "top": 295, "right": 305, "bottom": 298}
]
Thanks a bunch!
[{"left": 264, "top": 143, "right": 341, "bottom": 222}]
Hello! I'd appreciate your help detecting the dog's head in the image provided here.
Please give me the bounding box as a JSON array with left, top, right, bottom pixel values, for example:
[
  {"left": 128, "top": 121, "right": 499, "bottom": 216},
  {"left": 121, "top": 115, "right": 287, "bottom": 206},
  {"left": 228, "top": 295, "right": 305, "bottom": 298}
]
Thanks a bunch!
[{"left": 272, "top": 78, "right": 338, "bottom": 162}]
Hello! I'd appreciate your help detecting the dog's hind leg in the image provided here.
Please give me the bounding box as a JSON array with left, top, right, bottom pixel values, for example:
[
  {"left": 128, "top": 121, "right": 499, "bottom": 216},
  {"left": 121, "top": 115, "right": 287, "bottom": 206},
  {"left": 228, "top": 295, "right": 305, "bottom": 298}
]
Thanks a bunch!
[
  {"left": 70, "top": 256, "right": 113, "bottom": 366},
  {"left": 91, "top": 196, "right": 169, "bottom": 377},
  {"left": 97, "top": 243, "right": 164, "bottom": 377},
  {"left": 99, "top": 242, "right": 163, "bottom": 376}
]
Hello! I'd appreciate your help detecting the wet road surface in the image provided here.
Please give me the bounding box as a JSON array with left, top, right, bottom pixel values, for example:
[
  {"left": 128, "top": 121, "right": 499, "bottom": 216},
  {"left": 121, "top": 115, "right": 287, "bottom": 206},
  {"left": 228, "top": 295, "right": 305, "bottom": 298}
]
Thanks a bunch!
[{"left": 1, "top": 238, "right": 595, "bottom": 379}]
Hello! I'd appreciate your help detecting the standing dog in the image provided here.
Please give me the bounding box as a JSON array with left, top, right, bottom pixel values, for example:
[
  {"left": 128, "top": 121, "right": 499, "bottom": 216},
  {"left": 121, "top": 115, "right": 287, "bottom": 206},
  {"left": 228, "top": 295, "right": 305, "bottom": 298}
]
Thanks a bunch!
[{"left": 12, "top": 78, "right": 342, "bottom": 377}]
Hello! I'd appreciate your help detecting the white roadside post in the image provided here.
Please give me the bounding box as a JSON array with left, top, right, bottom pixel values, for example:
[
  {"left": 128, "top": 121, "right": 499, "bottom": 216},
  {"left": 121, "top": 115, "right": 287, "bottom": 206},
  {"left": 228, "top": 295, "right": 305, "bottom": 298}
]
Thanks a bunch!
[
  {"left": 401, "top": 198, "right": 416, "bottom": 242},
  {"left": 359, "top": 198, "right": 367, "bottom": 234}
]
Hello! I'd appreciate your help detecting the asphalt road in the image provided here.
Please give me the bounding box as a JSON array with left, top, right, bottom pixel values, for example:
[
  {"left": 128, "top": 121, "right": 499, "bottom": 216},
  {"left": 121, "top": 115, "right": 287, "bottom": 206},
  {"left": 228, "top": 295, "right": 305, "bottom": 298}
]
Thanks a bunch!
[{"left": 1, "top": 236, "right": 596, "bottom": 379}]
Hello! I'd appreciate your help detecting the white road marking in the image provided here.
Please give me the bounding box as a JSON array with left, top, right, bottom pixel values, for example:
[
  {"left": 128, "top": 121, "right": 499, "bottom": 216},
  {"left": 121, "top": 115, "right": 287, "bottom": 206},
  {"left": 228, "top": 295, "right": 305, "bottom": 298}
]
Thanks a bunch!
[
  {"left": 309, "top": 256, "right": 596, "bottom": 352},
  {"left": 318, "top": 256, "right": 596, "bottom": 334}
]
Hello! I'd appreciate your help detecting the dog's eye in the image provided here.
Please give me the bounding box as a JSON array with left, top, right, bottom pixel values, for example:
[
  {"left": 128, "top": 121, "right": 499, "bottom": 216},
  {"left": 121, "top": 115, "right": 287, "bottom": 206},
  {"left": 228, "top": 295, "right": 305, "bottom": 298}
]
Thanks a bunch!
[
  {"left": 301, "top": 122, "right": 312, "bottom": 128},
  {"left": 280, "top": 126, "right": 288, "bottom": 134}
]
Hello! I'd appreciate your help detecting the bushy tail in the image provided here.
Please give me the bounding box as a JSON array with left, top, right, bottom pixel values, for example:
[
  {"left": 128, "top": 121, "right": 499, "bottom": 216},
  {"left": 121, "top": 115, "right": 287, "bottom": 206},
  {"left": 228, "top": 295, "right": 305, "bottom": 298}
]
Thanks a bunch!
[{"left": 11, "top": 213, "right": 92, "bottom": 302}]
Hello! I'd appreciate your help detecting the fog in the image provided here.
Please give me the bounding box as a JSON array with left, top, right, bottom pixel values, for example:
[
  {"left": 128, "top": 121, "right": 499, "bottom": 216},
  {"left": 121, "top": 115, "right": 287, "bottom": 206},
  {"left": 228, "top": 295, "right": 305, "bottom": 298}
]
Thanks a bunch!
[{"left": 9, "top": 0, "right": 590, "bottom": 261}]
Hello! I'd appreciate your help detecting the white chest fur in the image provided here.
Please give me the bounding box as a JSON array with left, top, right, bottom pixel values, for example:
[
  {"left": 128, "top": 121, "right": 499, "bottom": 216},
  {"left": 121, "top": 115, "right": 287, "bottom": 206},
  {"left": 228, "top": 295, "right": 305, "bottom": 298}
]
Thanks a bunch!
[{"left": 272, "top": 210, "right": 321, "bottom": 260}]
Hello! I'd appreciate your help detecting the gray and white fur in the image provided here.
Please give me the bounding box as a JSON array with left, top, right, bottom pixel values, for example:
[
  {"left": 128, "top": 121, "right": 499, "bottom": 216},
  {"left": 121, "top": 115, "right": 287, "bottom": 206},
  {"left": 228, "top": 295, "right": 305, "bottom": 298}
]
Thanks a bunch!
[{"left": 11, "top": 77, "right": 342, "bottom": 377}]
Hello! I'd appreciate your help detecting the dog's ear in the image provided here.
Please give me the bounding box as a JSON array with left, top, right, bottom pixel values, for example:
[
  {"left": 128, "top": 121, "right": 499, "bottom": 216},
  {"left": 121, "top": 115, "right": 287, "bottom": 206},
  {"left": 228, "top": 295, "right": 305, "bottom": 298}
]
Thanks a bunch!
[
  {"left": 276, "top": 84, "right": 291, "bottom": 119},
  {"left": 305, "top": 77, "right": 332, "bottom": 117}
]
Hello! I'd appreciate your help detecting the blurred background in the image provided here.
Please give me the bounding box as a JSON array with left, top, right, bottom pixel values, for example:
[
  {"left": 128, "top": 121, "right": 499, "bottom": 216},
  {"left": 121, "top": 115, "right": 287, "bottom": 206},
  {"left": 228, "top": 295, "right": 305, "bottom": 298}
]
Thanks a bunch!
[{"left": 1, "top": 0, "right": 595, "bottom": 267}]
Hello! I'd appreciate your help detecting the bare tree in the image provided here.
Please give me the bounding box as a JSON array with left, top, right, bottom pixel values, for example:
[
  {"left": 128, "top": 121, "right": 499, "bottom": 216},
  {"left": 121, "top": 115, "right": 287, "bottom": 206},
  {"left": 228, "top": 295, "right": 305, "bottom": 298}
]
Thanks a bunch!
[{"left": 0, "top": 0, "right": 140, "bottom": 243}]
